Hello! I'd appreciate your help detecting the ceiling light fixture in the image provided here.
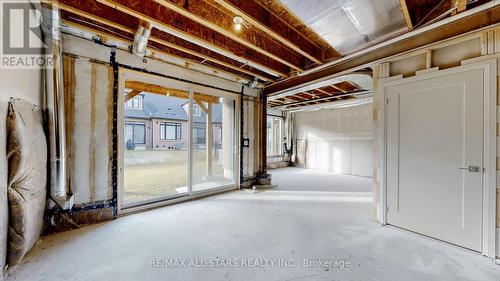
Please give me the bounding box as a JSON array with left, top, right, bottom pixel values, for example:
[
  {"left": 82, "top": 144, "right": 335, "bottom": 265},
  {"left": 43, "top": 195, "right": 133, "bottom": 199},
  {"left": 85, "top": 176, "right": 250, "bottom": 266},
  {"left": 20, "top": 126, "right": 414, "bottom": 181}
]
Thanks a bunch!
[{"left": 233, "top": 16, "right": 249, "bottom": 33}]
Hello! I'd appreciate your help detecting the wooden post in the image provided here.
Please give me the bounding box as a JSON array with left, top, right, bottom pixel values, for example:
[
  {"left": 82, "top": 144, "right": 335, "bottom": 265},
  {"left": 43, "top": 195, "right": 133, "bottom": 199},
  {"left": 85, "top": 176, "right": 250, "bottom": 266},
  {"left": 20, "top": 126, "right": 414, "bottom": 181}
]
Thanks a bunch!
[{"left": 206, "top": 102, "right": 213, "bottom": 177}]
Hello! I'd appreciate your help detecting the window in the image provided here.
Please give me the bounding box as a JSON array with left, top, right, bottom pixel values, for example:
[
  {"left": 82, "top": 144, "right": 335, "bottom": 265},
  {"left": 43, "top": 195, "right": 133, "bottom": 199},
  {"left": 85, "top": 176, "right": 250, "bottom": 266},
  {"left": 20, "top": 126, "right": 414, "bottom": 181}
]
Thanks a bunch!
[
  {"left": 160, "top": 122, "right": 182, "bottom": 140},
  {"left": 125, "top": 96, "right": 142, "bottom": 110},
  {"left": 124, "top": 123, "right": 146, "bottom": 144},
  {"left": 267, "top": 116, "right": 283, "bottom": 156},
  {"left": 193, "top": 127, "right": 205, "bottom": 144},
  {"left": 193, "top": 105, "right": 201, "bottom": 117}
]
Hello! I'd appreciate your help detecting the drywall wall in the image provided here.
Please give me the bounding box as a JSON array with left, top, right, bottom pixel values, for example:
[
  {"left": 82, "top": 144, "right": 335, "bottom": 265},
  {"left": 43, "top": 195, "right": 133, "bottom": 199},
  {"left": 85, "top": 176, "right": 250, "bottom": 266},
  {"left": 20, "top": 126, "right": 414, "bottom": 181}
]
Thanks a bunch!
[
  {"left": 0, "top": 6, "right": 44, "bottom": 278},
  {"left": 372, "top": 27, "right": 500, "bottom": 257},
  {"left": 294, "top": 103, "right": 373, "bottom": 177}
]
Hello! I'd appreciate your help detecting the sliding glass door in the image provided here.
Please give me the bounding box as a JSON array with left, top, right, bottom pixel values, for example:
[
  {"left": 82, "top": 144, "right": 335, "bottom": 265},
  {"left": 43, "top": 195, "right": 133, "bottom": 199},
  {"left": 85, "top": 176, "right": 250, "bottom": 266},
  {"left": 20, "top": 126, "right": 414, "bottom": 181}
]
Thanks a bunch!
[
  {"left": 123, "top": 92, "right": 189, "bottom": 207},
  {"left": 121, "top": 82, "right": 237, "bottom": 209},
  {"left": 192, "top": 95, "right": 236, "bottom": 193}
]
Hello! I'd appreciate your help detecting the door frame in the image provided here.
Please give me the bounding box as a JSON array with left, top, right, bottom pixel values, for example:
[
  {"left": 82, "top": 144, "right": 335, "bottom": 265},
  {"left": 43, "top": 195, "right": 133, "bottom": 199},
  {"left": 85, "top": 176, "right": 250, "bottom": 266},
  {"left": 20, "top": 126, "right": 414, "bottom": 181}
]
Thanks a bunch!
[
  {"left": 378, "top": 58, "right": 497, "bottom": 258},
  {"left": 117, "top": 68, "right": 241, "bottom": 214}
]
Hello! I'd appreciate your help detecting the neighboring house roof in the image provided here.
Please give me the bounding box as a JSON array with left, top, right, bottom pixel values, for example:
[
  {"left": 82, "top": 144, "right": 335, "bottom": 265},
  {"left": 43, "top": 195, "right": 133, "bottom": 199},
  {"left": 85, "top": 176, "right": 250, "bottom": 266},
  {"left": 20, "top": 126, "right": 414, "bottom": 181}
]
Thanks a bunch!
[{"left": 124, "top": 94, "right": 223, "bottom": 123}]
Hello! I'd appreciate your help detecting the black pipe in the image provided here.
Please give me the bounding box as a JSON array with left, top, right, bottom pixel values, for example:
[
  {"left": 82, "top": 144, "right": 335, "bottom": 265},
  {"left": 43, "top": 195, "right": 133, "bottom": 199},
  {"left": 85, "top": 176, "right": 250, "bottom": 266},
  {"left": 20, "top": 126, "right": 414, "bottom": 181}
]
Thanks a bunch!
[
  {"left": 110, "top": 47, "right": 119, "bottom": 218},
  {"left": 239, "top": 85, "right": 244, "bottom": 187},
  {"left": 117, "top": 63, "right": 242, "bottom": 95}
]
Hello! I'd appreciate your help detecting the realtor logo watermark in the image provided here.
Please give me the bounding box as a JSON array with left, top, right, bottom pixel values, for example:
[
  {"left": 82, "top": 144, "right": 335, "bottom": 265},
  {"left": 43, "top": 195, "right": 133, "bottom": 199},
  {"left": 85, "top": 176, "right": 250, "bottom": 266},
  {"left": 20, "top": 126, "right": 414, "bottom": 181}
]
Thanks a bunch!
[{"left": 1, "top": 1, "right": 53, "bottom": 69}]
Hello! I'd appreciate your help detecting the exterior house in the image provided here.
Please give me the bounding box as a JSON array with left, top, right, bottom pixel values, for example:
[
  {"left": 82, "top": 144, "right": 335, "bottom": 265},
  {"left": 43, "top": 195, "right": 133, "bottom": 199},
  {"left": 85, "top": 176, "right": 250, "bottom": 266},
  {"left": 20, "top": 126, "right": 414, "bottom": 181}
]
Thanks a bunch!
[{"left": 124, "top": 93, "right": 222, "bottom": 150}]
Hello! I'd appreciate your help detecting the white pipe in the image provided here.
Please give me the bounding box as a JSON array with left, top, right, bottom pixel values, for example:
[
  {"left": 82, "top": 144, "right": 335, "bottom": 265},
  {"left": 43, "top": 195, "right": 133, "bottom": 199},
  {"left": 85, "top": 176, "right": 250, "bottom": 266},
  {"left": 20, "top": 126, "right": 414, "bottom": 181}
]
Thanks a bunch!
[
  {"left": 132, "top": 24, "right": 151, "bottom": 57},
  {"left": 287, "top": 96, "right": 373, "bottom": 113},
  {"left": 299, "top": 0, "right": 500, "bottom": 77}
]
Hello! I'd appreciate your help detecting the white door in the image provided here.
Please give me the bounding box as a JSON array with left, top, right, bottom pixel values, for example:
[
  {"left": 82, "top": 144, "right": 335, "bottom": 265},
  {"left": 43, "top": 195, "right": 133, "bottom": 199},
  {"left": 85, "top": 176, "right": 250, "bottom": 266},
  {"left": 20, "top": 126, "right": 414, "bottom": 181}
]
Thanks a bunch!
[{"left": 386, "top": 69, "right": 484, "bottom": 251}]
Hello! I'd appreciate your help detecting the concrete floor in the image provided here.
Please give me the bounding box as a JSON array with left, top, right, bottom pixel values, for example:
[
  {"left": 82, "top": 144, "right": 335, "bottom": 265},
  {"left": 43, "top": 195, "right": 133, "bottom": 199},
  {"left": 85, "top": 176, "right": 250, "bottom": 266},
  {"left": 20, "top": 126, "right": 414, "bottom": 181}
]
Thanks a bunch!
[{"left": 8, "top": 167, "right": 500, "bottom": 281}]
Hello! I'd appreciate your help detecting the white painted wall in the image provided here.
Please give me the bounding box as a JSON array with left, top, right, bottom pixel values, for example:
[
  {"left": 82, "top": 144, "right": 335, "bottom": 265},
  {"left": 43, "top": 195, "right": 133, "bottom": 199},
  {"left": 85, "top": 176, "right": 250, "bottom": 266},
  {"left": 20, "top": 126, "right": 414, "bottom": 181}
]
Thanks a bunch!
[
  {"left": 294, "top": 103, "right": 373, "bottom": 177},
  {"left": 372, "top": 27, "right": 500, "bottom": 258},
  {"left": 0, "top": 5, "right": 44, "bottom": 277}
]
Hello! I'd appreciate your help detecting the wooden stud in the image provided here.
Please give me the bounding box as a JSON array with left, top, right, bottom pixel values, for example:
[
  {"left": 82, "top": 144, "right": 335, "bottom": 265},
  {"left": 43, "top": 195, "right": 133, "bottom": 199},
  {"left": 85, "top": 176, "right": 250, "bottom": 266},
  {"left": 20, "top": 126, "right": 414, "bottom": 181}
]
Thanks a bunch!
[
  {"left": 452, "top": 0, "right": 467, "bottom": 16},
  {"left": 425, "top": 49, "right": 432, "bottom": 69},
  {"left": 399, "top": 0, "right": 413, "bottom": 31}
]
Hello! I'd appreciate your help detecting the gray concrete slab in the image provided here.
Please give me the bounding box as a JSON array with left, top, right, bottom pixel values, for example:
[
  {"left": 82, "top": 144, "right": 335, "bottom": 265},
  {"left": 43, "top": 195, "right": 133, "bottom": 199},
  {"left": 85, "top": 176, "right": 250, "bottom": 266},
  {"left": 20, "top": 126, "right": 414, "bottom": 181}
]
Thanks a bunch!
[{"left": 7, "top": 168, "right": 499, "bottom": 281}]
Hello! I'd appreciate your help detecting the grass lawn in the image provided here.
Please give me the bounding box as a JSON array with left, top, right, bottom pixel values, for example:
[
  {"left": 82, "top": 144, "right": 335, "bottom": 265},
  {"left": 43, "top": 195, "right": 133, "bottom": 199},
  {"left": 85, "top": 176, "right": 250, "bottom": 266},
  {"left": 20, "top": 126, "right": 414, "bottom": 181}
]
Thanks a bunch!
[{"left": 123, "top": 149, "right": 230, "bottom": 204}]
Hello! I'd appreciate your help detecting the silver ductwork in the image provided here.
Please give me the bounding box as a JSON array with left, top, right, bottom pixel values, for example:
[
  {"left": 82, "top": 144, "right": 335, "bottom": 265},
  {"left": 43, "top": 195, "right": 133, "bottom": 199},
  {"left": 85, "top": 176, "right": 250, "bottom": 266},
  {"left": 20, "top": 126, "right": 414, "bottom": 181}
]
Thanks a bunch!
[
  {"left": 43, "top": 5, "right": 74, "bottom": 209},
  {"left": 132, "top": 23, "right": 151, "bottom": 57}
]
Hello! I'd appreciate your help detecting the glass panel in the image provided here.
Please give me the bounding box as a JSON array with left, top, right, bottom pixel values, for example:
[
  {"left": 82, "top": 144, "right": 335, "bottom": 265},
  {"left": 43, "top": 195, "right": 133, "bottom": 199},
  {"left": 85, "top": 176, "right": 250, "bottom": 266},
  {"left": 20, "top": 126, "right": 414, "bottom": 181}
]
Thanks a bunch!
[
  {"left": 267, "top": 116, "right": 283, "bottom": 156},
  {"left": 192, "top": 95, "right": 236, "bottom": 192},
  {"left": 133, "top": 124, "right": 145, "bottom": 144},
  {"left": 123, "top": 92, "right": 189, "bottom": 206}
]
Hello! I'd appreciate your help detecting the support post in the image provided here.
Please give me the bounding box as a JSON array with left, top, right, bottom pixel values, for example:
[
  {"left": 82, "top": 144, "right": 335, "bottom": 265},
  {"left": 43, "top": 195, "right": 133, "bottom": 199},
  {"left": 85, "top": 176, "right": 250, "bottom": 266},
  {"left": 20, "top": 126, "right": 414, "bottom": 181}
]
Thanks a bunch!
[
  {"left": 206, "top": 102, "right": 213, "bottom": 177},
  {"left": 222, "top": 98, "right": 234, "bottom": 180}
]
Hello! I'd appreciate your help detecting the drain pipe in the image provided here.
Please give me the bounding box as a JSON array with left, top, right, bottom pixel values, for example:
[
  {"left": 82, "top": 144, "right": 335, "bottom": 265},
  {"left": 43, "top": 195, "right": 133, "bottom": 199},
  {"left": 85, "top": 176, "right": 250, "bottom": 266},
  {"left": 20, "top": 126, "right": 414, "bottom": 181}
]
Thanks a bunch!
[
  {"left": 131, "top": 22, "right": 151, "bottom": 57},
  {"left": 44, "top": 5, "right": 74, "bottom": 209}
]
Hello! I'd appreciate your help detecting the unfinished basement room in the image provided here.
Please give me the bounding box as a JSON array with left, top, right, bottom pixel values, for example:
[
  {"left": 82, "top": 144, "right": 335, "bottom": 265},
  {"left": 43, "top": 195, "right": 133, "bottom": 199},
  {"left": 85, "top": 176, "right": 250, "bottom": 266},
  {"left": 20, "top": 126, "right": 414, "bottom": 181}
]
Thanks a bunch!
[{"left": 1, "top": 0, "right": 500, "bottom": 280}]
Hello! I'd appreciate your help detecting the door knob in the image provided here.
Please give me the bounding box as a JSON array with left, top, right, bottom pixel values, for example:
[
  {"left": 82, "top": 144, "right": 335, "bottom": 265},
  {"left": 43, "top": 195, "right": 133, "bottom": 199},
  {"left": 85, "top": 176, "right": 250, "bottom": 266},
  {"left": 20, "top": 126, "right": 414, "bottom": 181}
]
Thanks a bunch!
[{"left": 459, "top": 166, "right": 481, "bottom": 173}]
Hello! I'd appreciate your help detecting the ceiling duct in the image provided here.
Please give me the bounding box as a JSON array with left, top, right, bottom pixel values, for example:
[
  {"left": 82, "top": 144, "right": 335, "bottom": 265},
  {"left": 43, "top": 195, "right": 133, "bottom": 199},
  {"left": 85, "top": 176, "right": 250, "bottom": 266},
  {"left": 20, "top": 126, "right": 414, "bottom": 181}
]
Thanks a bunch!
[{"left": 288, "top": 96, "right": 373, "bottom": 113}]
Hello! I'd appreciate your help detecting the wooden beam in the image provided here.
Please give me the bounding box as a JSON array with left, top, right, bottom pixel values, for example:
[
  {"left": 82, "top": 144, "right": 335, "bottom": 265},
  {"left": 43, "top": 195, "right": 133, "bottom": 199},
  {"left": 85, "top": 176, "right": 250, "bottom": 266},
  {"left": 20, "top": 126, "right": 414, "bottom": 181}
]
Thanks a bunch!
[
  {"left": 151, "top": 0, "right": 305, "bottom": 72},
  {"left": 95, "top": 0, "right": 290, "bottom": 77},
  {"left": 52, "top": 0, "right": 276, "bottom": 81},
  {"left": 212, "top": 0, "right": 323, "bottom": 64},
  {"left": 194, "top": 99, "right": 208, "bottom": 113},
  {"left": 399, "top": 0, "right": 413, "bottom": 31},
  {"left": 125, "top": 81, "right": 220, "bottom": 104},
  {"left": 61, "top": 20, "right": 250, "bottom": 83},
  {"left": 263, "top": 5, "right": 500, "bottom": 95},
  {"left": 452, "top": 0, "right": 467, "bottom": 15},
  {"left": 315, "top": 88, "right": 334, "bottom": 96},
  {"left": 149, "top": 36, "right": 274, "bottom": 82},
  {"left": 328, "top": 84, "right": 347, "bottom": 94},
  {"left": 125, "top": 90, "right": 142, "bottom": 102}
]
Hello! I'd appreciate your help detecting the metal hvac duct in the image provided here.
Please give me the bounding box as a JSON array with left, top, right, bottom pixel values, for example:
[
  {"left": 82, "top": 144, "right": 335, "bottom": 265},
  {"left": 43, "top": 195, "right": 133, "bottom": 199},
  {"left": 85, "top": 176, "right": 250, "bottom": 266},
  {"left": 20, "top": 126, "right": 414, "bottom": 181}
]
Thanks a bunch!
[{"left": 43, "top": 5, "right": 74, "bottom": 209}]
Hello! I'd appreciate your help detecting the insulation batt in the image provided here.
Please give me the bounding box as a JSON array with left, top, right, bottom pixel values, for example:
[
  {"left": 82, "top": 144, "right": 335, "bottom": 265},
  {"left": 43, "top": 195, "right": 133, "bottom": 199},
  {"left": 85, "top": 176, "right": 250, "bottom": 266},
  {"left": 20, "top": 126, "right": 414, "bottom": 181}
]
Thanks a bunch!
[{"left": 6, "top": 99, "right": 47, "bottom": 266}]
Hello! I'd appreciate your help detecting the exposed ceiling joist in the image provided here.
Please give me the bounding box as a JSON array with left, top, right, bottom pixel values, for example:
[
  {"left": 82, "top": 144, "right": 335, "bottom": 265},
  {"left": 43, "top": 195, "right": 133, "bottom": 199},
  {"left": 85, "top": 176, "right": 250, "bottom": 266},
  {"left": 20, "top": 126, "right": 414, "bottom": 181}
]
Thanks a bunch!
[
  {"left": 151, "top": 0, "right": 305, "bottom": 72},
  {"left": 212, "top": 0, "right": 326, "bottom": 64},
  {"left": 399, "top": 0, "right": 413, "bottom": 30},
  {"left": 62, "top": 20, "right": 250, "bottom": 83},
  {"left": 51, "top": 2, "right": 277, "bottom": 81},
  {"left": 125, "top": 81, "right": 220, "bottom": 103},
  {"left": 264, "top": 3, "right": 500, "bottom": 95},
  {"left": 95, "top": 0, "right": 289, "bottom": 77},
  {"left": 452, "top": 0, "right": 468, "bottom": 15}
]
